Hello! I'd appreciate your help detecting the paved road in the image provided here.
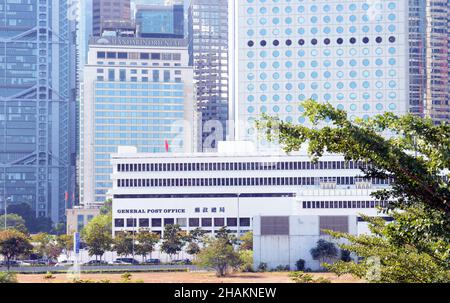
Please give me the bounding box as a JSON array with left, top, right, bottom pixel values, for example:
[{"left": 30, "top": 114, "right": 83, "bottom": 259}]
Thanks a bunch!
[{"left": 1, "top": 264, "right": 199, "bottom": 273}]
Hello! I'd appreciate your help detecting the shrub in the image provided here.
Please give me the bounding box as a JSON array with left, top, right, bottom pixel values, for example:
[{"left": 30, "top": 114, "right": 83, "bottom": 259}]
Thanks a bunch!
[
  {"left": 121, "top": 272, "right": 132, "bottom": 283},
  {"left": 273, "top": 265, "right": 290, "bottom": 272},
  {"left": 340, "top": 250, "right": 352, "bottom": 262},
  {"left": 72, "top": 278, "right": 94, "bottom": 283},
  {"left": 43, "top": 271, "right": 55, "bottom": 280},
  {"left": 289, "top": 271, "right": 332, "bottom": 283},
  {"left": 257, "top": 262, "right": 268, "bottom": 272},
  {"left": 0, "top": 272, "right": 18, "bottom": 283},
  {"left": 296, "top": 259, "right": 305, "bottom": 271},
  {"left": 239, "top": 250, "right": 254, "bottom": 272}
]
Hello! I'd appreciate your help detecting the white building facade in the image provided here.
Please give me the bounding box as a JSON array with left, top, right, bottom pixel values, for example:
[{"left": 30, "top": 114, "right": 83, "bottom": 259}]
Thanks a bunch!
[{"left": 110, "top": 143, "right": 390, "bottom": 236}]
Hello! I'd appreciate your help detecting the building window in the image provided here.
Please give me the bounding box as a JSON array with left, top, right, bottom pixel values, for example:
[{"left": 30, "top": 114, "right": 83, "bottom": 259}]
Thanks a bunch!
[
  {"left": 176, "top": 218, "right": 187, "bottom": 227},
  {"left": 153, "top": 70, "right": 159, "bottom": 82},
  {"left": 151, "top": 218, "right": 162, "bottom": 227},
  {"left": 226, "top": 218, "right": 237, "bottom": 227},
  {"left": 201, "top": 218, "right": 212, "bottom": 227},
  {"left": 319, "top": 216, "right": 349, "bottom": 235},
  {"left": 114, "top": 219, "right": 124, "bottom": 227},
  {"left": 239, "top": 218, "right": 251, "bottom": 227},
  {"left": 260, "top": 216, "right": 289, "bottom": 235},
  {"left": 139, "top": 218, "right": 149, "bottom": 228},
  {"left": 214, "top": 218, "right": 225, "bottom": 227},
  {"left": 164, "top": 218, "right": 174, "bottom": 226},
  {"left": 189, "top": 218, "right": 200, "bottom": 227},
  {"left": 126, "top": 218, "right": 137, "bottom": 228},
  {"left": 164, "top": 70, "right": 170, "bottom": 82}
]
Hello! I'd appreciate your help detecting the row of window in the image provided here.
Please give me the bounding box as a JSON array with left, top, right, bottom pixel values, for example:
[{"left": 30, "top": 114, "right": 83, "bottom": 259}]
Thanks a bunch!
[
  {"left": 247, "top": 36, "right": 396, "bottom": 47},
  {"left": 97, "top": 51, "right": 181, "bottom": 61},
  {"left": 302, "top": 200, "right": 387, "bottom": 209},
  {"left": 114, "top": 217, "right": 251, "bottom": 228},
  {"left": 116, "top": 176, "right": 390, "bottom": 188},
  {"left": 117, "top": 160, "right": 368, "bottom": 172}
]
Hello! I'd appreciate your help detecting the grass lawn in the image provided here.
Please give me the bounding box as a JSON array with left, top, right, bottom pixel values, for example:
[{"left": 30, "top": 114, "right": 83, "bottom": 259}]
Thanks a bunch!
[{"left": 16, "top": 271, "right": 363, "bottom": 283}]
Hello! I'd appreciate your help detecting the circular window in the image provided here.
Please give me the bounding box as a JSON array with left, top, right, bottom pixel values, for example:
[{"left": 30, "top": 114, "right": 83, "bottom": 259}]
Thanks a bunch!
[
  {"left": 363, "top": 37, "right": 369, "bottom": 44},
  {"left": 260, "top": 40, "right": 267, "bottom": 47},
  {"left": 376, "top": 37, "right": 383, "bottom": 43},
  {"left": 273, "top": 40, "right": 279, "bottom": 46},
  {"left": 324, "top": 38, "right": 330, "bottom": 45},
  {"left": 311, "top": 39, "right": 318, "bottom": 45},
  {"left": 298, "top": 39, "right": 305, "bottom": 46},
  {"left": 286, "top": 39, "right": 292, "bottom": 46},
  {"left": 337, "top": 38, "right": 343, "bottom": 44},
  {"left": 389, "top": 36, "right": 396, "bottom": 43},
  {"left": 247, "top": 41, "right": 254, "bottom": 47},
  {"left": 350, "top": 37, "right": 356, "bottom": 44}
]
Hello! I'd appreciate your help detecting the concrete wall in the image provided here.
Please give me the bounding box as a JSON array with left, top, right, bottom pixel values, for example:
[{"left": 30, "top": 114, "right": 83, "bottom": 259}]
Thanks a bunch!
[{"left": 253, "top": 215, "right": 357, "bottom": 271}]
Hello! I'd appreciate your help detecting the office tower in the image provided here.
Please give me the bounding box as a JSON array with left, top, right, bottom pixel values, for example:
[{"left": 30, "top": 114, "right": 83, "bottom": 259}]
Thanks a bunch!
[
  {"left": 189, "top": 0, "right": 229, "bottom": 151},
  {"left": 92, "top": 0, "right": 132, "bottom": 36},
  {"left": 235, "top": 1, "right": 410, "bottom": 142},
  {"left": 135, "top": 2, "right": 184, "bottom": 38},
  {"left": 422, "top": 0, "right": 449, "bottom": 123},
  {"left": 80, "top": 36, "right": 195, "bottom": 206},
  {"left": 0, "top": 1, "right": 76, "bottom": 223}
]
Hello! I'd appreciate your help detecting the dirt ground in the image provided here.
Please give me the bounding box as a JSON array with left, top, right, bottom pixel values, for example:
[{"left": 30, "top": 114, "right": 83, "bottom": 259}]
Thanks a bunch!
[{"left": 17, "top": 271, "right": 363, "bottom": 283}]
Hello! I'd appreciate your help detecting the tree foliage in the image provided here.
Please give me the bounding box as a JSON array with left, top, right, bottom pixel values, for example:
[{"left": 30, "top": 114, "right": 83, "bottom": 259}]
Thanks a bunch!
[
  {"left": 81, "top": 214, "right": 112, "bottom": 260},
  {"left": 256, "top": 99, "right": 449, "bottom": 214},
  {"left": 160, "top": 224, "right": 186, "bottom": 260},
  {"left": 6, "top": 203, "right": 53, "bottom": 233},
  {"left": 310, "top": 239, "right": 338, "bottom": 269},
  {"left": 0, "top": 230, "right": 32, "bottom": 270},
  {"left": 256, "top": 99, "right": 450, "bottom": 282},
  {"left": 0, "top": 214, "right": 27, "bottom": 234},
  {"left": 114, "top": 232, "right": 134, "bottom": 257},
  {"left": 185, "top": 227, "right": 207, "bottom": 256},
  {"left": 135, "top": 229, "right": 159, "bottom": 261},
  {"left": 239, "top": 231, "right": 253, "bottom": 251},
  {"left": 196, "top": 230, "right": 242, "bottom": 277}
]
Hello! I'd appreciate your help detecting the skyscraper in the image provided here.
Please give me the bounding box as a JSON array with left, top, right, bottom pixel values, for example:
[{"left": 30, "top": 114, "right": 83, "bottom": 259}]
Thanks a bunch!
[
  {"left": 80, "top": 36, "right": 195, "bottom": 206},
  {"left": 422, "top": 0, "right": 449, "bottom": 123},
  {"left": 0, "top": 1, "right": 76, "bottom": 223},
  {"left": 135, "top": 2, "right": 184, "bottom": 38},
  {"left": 235, "top": 1, "right": 410, "bottom": 142},
  {"left": 189, "top": 0, "right": 229, "bottom": 151},
  {"left": 92, "top": 0, "right": 132, "bottom": 36}
]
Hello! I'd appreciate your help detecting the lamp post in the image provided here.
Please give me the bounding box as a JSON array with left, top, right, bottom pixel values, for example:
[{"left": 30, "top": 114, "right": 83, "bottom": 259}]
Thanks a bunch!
[{"left": 236, "top": 193, "right": 241, "bottom": 237}]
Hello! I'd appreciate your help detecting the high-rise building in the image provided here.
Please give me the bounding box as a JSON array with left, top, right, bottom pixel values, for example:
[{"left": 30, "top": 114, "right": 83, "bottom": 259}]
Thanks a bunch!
[
  {"left": 80, "top": 36, "right": 195, "bottom": 206},
  {"left": 0, "top": 1, "right": 76, "bottom": 223},
  {"left": 189, "top": 0, "right": 229, "bottom": 151},
  {"left": 92, "top": 0, "right": 132, "bottom": 37},
  {"left": 135, "top": 3, "right": 184, "bottom": 38},
  {"left": 235, "top": 1, "right": 410, "bottom": 143},
  {"left": 421, "top": 0, "right": 450, "bottom": 123}
]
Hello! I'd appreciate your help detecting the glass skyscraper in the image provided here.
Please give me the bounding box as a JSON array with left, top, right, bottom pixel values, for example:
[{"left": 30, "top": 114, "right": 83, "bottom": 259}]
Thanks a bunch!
[
  {"left": 135, "top": 3, "right": 184, "bottom": 38},
  {"left": 236, "top": 0, "right": 410, "bottom": 142},
  {"left": 0, "top": 1, "right": 76, "bottom": 223},
  {"left": 189, "top": 0, "right": 229, "bottom": 151}
]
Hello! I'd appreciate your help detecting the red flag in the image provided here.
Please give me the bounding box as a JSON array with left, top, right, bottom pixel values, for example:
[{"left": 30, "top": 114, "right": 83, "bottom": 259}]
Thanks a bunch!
[{"left": 165, "top": 140, "right": 169, "bottom": 152}]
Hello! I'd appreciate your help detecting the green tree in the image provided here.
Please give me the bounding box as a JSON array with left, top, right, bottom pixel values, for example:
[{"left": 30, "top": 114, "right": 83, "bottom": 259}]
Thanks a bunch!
[
  {"left": 239, "top": 249, "right": 254, "bottom": 272},
  {"left": 0, "top": 271, "right": 18, "bottom": 283},
  {"left": 196, "top": 233, "right": 242, "bottom": 277},
  {"left": 6, "top": 203, "right": 53, "bottom": 233},
  {"left": 114, "top": 232, "right": 134, "bottom": 257},
  {"left": 185, "top": 227, "right": 207, "bottom": 257},
  {"left": 135, "top": 230, "right": 159, "bottom": 261},
  {"left": 239, "top": 231, "right": 253, "bottom": 251},
  {"left": 31, "top": 233, "right": 52, "bottom": 260},
  {"left": 81, "top": 214, "right": 112, "bottom": 260},
  {"left": 56, "top": 234, "right": 73, "bottom": 259},
  {"left": 0, "top": 230, "right": 33, "bottom": 270},
  {"left": 160, "top": 224, "right": 186, "bottom": 261},
  {"left": 100, "top": 199, "right": 112, "bottom": 215},
  {"left": 0, "top": 214, "right": 27, "bottom": 234},
  {"left": 310, "top": 239, "right": 338, "bottom": 270},
  {"left": 257, "top": 99, "right": 450, "bottom": 281}
]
